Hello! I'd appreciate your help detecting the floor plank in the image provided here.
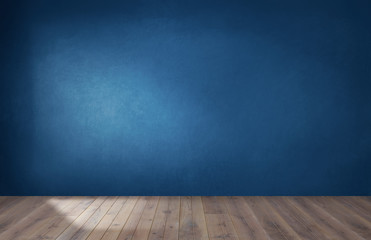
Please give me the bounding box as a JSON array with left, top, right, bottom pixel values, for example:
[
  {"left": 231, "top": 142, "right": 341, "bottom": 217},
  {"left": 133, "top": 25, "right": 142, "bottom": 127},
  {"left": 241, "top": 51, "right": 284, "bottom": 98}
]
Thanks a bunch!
[
  {"left": 244, "top": 196, "right": 300, "bottom": 240},
  {"left": 148, "top": 196, "right": 181, "bottom": 240},
  {"left": 224, "top": 196, "right": 269, "bottom": 240},
  {"left": 132, "top": 196, "right": 160, "bottom": 240},
  {"left": 70, "top": 197, "right": 117, "bottom": 240},
  {"left": 309, "top": 196, "right": 371, "bottom": 239},
  {"left": 163, "top": 196, "right": 180, "bottom": 240},
  {"left": 28, "top": 197, "right": 95, "bottom": 240},
  {"left": 203, "top": 196, "right": 227, "bottom": 214},
  {"left": 0, "top": 197, "right": 23, "bottom": 214},
  {"left": 86, "top": 197, "right": 128, "bottom": 240},
  {"left": 205, "top": 213, "right": 239, "bottom": 240},
  {"left": 289, "top": 197, "right": 363, "bottom": 240},
  {"left": 148, "top": 196, "right": 169, "bottom": 240},
  {"left": 0, "top": 196, "right": 370, "bottom": 240},
  {"left": 56, "top": 197, "right": 106, "bottom": 240},
  {"left": 203, "top": 197, "right": 238, "bottom": 240},
  {"left": 266, "top": 196, "right": 333, "bottom": 240},
  {"left": 0, "top": 197, "right": 47, "bottom": 233},
  {"left": 101, "top": 196, "right": 138, "bottom": 240},
  {"left": 192, "top": 196, "right": 209, "bottom": 240},
  {"left": 333, "top": 196, "right": 371, "bottom": 223},
  {"left": 179, "top": 196, "right": 193, "bottom": 240},
  {"left": 116, "top": 196, "right": 148, "bottom": 240},
  {"left": 0, "top": 197, "right": 73, "bottom": 240}
]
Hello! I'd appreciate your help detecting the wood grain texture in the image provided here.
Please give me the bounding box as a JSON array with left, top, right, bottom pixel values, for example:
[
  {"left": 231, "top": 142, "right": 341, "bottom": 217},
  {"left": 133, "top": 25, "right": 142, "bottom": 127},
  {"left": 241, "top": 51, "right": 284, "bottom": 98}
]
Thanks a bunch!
[
  {"left": 289, "top": 197, "right": 363, "bottom": 240},
  {"left": 132, "top": 196, "right": 159, "bottom": 240},
  {"left": 244, "top": 196, "right": 299, "bottom": 240},
  {"left": 333, "top": 196, "right": 371, "bottom": 223},
  {"left": 0, "top": 196, "right": 370, "bottom": 240},
  {"left": 0, "top": 197, "right": 47, "bottom": 233},
  {"left": 266, "top": 196, "right": 333, "bottom": 240},
  {"left": 148, "top": 196, "right": 169, "bottom": 240},
  {"left": 56, "top": 197, "right": 107, "bottom": 240},
  {"left": 101, "top": 196, "right": 138, "bottom": 240},
  {"left": 86, "top": 197, "right": 128, "bottom": 240},
  {"left": 224, "top": 196, "right": 269, "bottom": 240},
  {"left": 205, "top": 213, "right": 238, "bottom": 240},
  {"left": 163, "top": 196, "right": 180, "bottom": 240},
  {"left": 116, "top": 196, "right": 148, "bottom": 240},
  {"left": 0, "top": 197, "right": 72, "bottom": 240},
  {"left": 191, "top": 196, "right": 209, "bottom": 240},
  {"left": 29, "top": 197, "right": 95, "bottom": 240},
  {"left": 70, "top": 197, "right": 117, "bottom": 240},
  {"left": 179, "top": 196, "right": 193, "bottom": 240},
  {"left": 309, "top": 196, "right": 371, "bottom": 239}
]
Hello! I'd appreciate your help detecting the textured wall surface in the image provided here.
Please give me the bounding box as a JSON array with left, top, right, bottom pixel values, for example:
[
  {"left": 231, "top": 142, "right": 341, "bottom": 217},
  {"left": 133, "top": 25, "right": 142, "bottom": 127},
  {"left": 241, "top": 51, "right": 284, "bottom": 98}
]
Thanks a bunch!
[{"left": 1, "top": 0, "right": 370, "bottom": 195}]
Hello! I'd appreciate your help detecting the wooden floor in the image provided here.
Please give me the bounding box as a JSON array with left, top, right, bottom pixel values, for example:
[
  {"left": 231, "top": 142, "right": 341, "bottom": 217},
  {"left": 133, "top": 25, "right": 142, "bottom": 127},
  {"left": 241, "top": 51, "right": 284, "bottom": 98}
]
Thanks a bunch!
[{"left": 0, "top": 196, "right": 370, "bottom": 240}]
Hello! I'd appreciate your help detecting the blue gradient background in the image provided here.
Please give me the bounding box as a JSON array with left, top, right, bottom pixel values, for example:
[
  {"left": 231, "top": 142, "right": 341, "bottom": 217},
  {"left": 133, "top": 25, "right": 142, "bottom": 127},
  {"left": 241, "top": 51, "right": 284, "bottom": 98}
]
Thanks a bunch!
[{"left": 1, "top": 0, "right": 370, "bottom": 195}]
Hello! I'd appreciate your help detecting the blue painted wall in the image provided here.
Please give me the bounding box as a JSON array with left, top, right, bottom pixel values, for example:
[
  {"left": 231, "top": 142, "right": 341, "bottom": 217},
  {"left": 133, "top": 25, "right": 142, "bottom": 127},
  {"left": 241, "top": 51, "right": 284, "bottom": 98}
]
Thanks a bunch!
[{"left": 1, "top": 0, "right": 370, "bottom": 195}]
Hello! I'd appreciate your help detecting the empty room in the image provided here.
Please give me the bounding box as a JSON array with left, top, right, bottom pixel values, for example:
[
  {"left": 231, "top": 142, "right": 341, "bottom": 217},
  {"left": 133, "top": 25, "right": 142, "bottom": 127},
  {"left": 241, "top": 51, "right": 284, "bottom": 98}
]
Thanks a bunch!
[{"left": 0, "top": 0, "right": 370, "bottom": 239}]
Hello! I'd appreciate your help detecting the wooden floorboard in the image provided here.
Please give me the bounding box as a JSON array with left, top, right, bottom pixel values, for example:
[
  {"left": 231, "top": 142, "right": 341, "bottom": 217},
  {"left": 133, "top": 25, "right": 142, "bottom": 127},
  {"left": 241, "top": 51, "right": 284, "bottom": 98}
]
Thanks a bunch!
[
  {"left": 244, "top": 196, "right": 300, "bottom": 240},
  {"left": 0, "top": 196, "right": 370, "bottom": 240},
  {"left": 225, "top": 196, "right": 269, "bottom": 240},
  {"left": 101, "top": 196, "right": 138, "bottom": 240}
]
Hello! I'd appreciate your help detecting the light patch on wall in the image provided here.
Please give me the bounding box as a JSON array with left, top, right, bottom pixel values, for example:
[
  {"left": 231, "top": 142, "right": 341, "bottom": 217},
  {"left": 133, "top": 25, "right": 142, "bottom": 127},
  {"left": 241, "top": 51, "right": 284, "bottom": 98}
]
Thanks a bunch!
[
  {"left": 29, "top": 19, "right": 216, "bottom": 174},
  {"left": 32, "top": 48, "right": 192, "bottom": 159}
]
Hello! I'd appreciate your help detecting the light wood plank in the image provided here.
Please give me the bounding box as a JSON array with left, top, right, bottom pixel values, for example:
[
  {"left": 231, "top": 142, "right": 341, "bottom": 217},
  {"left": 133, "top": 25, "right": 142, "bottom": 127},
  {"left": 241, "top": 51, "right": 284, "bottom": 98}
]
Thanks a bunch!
[
  {"left": 0, "top": 197, "right": 22, "bottom": 214},
  {"left": 149, "top": 196, "right": 180, "bottom": 240},
  {"left": 333, "top": 196, "right": 371, "bottom": 223},
  {"left": 191, "top": 196, "right": 208, "bottom": 240},
  {"left": 132, "top": 196, "right": 160, "bottom": 240},
  {"left": 163, "top": 196, "right": 180, "bottom": 240},
  {"left": 116, "top": 196, "right": 148, "bottom": 240},
  {"left": 202, "top": 196, "right": 227, "bottom": 214},
  {"left": 28, "top": 197, "right": 94, "bottom": 240},
  {"left": 0, "top": 196, "right": 369, "bottom": 240},
  {"left": 63, "top": 197, "right": 97, "bottom": 217},
  {"left": 224, "top": 196, "right": 269, "bottom": 240},
  {"left": 37, "top": 197, "right": 96, "bottom": 239},
  {"left": 86, "top": 197, "right": 128, "bottom": 240},
  {"left": 244, "top": 196, "right": 301, "bottom": 240},
  {"left": 179, "top": 196, "right": 193, "bottom": 240},
  {"left": 101, "top": 196, "right": 138, "bottom": 240},
  {"left": 0, "top": 197, "right": 47, "bottom": 233},
  {"left": 309, "top": 196, "right": 371, "bottom": 239},
  {"left": 266, "top": 196, "right": 332, "bottom": 240},
  {"left": 56, "top": 197, "right": 106, "bottom": 240},
  {"left": 69, "top": 197, "right": 117, "bottom": 240},
  {"left": 148, "top": 196, "right": 169, "bottom": 240},
  {"left": 0, "top": 197, "right": 73, "bottom": 240},
  {"left": 205, "top": 213, "right": 238, "bottom": 240},
  {"left": 289, "top": 196, "right": 363, "bottom": 240}
]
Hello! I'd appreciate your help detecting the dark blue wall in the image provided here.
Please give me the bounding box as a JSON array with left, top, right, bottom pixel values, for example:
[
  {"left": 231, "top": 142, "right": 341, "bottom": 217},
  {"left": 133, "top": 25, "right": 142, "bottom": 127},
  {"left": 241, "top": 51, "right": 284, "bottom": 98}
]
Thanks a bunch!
[{"left": 1, "top": 0, "right": 370, "bottom": 195}]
